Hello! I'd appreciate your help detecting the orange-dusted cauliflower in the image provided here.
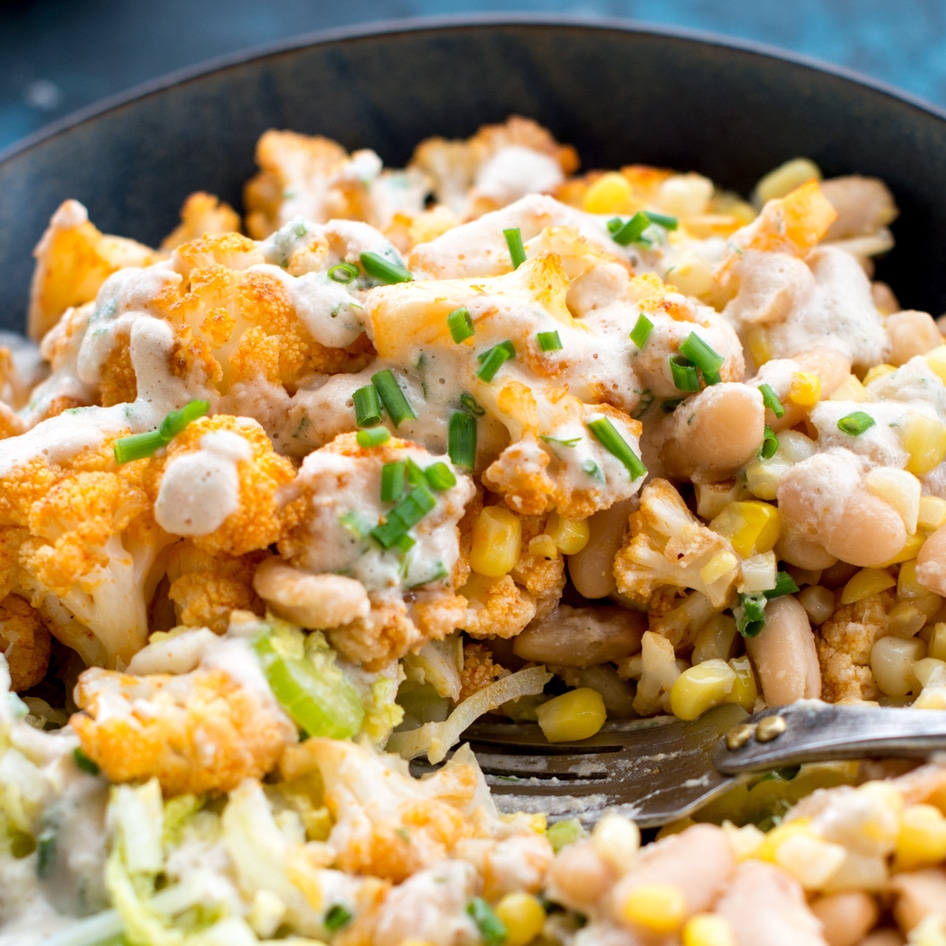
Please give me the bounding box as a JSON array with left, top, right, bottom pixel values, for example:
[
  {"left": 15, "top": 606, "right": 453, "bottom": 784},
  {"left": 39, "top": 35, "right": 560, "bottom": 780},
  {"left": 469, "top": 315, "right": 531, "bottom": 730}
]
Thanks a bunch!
[
  {"left": 266, "top": 432, "right": 475, "bottom": 670},
  {"left": 71, "top": 626, "right": 297, "bottom": 795},
  {"left": 457, "top": 641, "right": 508, "bottom": 702},
  {"left": 614, "top": 478, "right": 741, "bottom": 609},
  {"left": 27, "top": 199, "right": 155, "bottom": 342},
  {"left": 159, "top": 191, "right": 241, "bottom": 251},
  {"left": 410, "top": 115, "right": 579, "bottom": 221},
  {"left": 0, "top": 593, "right": 52, "bottom": 691},
  {"left": 817, "top": 590, "right": 892, "bottom": 702}
]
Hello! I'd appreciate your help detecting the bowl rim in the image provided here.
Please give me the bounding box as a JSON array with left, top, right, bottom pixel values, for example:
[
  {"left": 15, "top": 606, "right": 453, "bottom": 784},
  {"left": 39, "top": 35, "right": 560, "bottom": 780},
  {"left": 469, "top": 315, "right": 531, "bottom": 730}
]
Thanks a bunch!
[{"left": 3, "top": 11, "right": 946, "bottom": 166}]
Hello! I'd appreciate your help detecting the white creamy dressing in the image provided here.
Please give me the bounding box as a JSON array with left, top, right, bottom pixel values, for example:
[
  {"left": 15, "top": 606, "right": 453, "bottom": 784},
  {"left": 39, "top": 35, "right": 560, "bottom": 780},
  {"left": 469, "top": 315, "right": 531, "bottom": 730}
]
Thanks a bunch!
[
  {"left": 155, "top": 429, "right": 253, "bottom": 536},
  {"left": 474, "top": 145, "right": 565, "bottom": 204}
]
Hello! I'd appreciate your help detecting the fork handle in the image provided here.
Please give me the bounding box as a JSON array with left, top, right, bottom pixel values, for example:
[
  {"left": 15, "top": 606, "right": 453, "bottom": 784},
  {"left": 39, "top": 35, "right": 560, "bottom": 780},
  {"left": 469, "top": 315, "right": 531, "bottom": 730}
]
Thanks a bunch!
[{"left": 713, "top": 700, "right": 946, "bottom": 774}]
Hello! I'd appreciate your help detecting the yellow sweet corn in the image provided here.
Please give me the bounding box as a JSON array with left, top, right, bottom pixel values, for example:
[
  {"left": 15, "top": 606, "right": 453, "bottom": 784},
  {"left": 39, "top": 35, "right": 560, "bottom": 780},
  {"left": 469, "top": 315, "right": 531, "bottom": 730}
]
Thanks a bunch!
[
  {"left": 753, "top": 818, "right": 814, "bottom": 863},
  {"left": 691, "top": 614, "right": 738, "bottom": 663},
  {"left": 840, "top": 568, "right": 897, "bottom": 605},
  {"left": 682, "top": 913, "right": 737, "bottom": 946},
  {"left": 669, "top": 659, "right": 736, "bottom": 721},
  {"left": 918, "top": 495, "right": 946, "bottom": 531},
  {"left": 470, "top": 506, "right": 521, "bottom": 578},
  {"left": 928, "top": 623, "right": 946, "bottom": 662},
  {"left": 536, "top": 688, "right": 606, "bottom": 742},
  {"left": 582, "top": 172, "right": 635, "bottom": 214},
  {"left": 862, "top": 363, "right": 897, "bottom": 385},
  {"left": 727, "top": 655, "right": 758, "bottom": 711},
  {"left": 699, "top": 550, "right": 739, "bottom": 586},
  {"left": 495, "top": 892, "right": 546, "bottom": 946},
  {"left": 528, "top": 533, "right": 558, "bottom": 560},
  {"left": 710, "top": 500, "right": 781, "bottom": 558},
  {"left": 618, "top": 883, "right": 686, "bottom": 934},
  {"left": 879, "top": 532, "right": 926, "bottom": 567},
  {"left": 592, "top": 812, "right": 641, "bottom": 875},
  {"left": 894, "top": 804, "right": 946, "bottom": 871},
  {"left": 746, "top": 327, "right": 771, "bottom": 367},
  {"left": 754, "top": 157, "right": 822, "bottom": 204},
  {"left": 787, "top": 370, "right": 822, "bottom": 407},
  {"left": 903, "top": 412, "right": 946, "bottom": 476},
  {"left": 925, "top": 345, "right": 946, "bottom": 384},
  {"left": 828, "top": 374, "right": 869, "bottom": 403},
  {"left": 546, "top": 512, "right": 590, "bottom": 555},
  {"left": 863, "top": 467, "right": 921, "bottom": 534}
]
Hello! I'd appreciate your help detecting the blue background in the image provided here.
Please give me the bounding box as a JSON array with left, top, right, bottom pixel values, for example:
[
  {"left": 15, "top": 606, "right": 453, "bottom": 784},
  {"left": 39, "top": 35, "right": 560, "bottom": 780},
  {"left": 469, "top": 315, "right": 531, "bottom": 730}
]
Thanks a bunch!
[{"left": 2, "top": 0, "right": 945, "bottom": 153}]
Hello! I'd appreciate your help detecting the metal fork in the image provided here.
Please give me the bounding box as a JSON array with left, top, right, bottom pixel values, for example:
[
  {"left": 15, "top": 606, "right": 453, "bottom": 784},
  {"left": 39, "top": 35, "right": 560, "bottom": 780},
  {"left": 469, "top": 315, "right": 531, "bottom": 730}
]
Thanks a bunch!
[{"left": 447, "top": 701, "right": 946, "bottom": 827}]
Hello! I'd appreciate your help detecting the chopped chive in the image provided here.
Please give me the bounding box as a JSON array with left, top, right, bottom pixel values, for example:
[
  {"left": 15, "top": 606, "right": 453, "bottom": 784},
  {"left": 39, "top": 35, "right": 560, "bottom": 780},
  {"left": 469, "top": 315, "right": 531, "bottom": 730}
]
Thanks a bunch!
[
  {"left": 608, "top": 211, "right": 650, "bottom": 246},
  {"left": 467, "top": 897, "right": 507, "bottom": 946},
  {"left": 669, "top": 357, "right": 701, "bottom": 393},
  {"left": 372, "top": 369, "right": 416, "bottom": 427},
  {"left": 405, "top": 457, "right": 426, "bottom": 486},
  {"left": 381, "top": 461, "right": 407, "bottom": 503},
  {"left": 476, "top": 340, "right": 517, "bottom": 382},
  {"left": 503, "top": 227, "right": 527, "bottom": 269},
  {"left": 586, "top": 416, "right": 646, "bottom": 479},
  {"left": 736, "top": 592, "right": 767, "bottom": 638},
  {"left": 758, "top": 383, "right": 786, "bottom": 418},
  {"left": 353, "top": 385, "right": 383, "bottom": 427},
  {"left": 424, "top": 461, "right": 457, "bottom": 491},
  {"left": 407, "top": 560, "right": 449, "bottom": 589},
  {"left": 356, "top": 426, "right": 391, "bottom": 448},
  {"left": 392, "top": 533, "right": 416, "bottom": 554},
  {"left": 582, "top": 458, "right": 605, "bottom": 482},
  {"left": 447, "top": 307, "right": 475, "bottom": 343},
  {"left": 114, "top": 399, "right": 210, "bottom": 464},
  {"left": 73, "top": 747, "right": 100, "bottom": 776},
  {"left": 631, "top": 389, "right": 655, "bottom": 419},
  {"left": 370, "top": 483, "right": 437, "bottom": 549},
  {"left": 460, "top": 392, "right": 486, "bottom": 416},
  {"left": 324, "top": 905, "right": 353, "bottom": 932},
  {"left": 679, "top": 332, "right": 725, "bottom": 382},
  {"left": 765, "top": 570, "right": 799, "bottom": 599},
  {"left": 36, "top": 829, "right": 56, "bottom": 880},
  {"left": 540, "top": 435, "right": 581, "bottom": 447},
  {"left": 661, "top": 397, "right": 685, "bottom": 413},
  {"left": 630, "top": 314, "right": 654, "bottom": 349},
  {"left": 537, "top": 330, "right": 563, "bottom": 352},
  {"left": 837, "top": 411, "right": 876, "bottom": 436},
  {"left": 339, "top": 510, "right": 371, "bottom": 539},
  {"left": 359, "top": 250, "right": 413, "bottom": 284},
  {"left": 449, "top": 411, "right": 477, "bottom": 470},
  {"left": 645, "top": 211, "right": 679, "bottom": 230},
  {"left": 759, "top": 425, "right": 779, "bottom": 459},
  {"left": 328, "top": 262, "right": 359, "bottom": 284}
]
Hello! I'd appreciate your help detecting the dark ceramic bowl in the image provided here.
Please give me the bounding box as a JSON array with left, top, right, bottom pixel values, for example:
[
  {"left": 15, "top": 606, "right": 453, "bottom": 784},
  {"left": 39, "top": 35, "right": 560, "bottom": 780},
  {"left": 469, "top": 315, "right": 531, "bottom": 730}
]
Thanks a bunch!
[{"left": 3, "top": 15, "right": 946, "bottom": 333}]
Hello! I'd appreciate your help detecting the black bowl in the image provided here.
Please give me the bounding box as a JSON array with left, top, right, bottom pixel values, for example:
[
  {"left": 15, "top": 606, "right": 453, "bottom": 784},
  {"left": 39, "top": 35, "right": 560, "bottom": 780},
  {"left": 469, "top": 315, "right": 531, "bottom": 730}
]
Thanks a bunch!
[{"left": 2, "top": 15, "right": 946, "bottom": 333}]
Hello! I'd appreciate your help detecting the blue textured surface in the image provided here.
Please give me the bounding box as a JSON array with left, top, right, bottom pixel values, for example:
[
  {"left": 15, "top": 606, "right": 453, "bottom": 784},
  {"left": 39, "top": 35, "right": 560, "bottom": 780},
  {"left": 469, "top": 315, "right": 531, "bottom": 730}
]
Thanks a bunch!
[{"left": 2, "top": 0, "right": 945, "bottom": 152}]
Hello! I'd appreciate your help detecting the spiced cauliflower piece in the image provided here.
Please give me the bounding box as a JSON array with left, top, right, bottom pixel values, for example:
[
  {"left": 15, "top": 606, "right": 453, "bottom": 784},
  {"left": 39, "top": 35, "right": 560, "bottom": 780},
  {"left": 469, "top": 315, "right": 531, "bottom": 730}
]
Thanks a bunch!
[
  {"left": 71, "top": 624, "right": 298, "bottom": 795},
  {"left": 0, "top": 593, "right": 52, "bottom": 692},
  {"left": 159, "top": 191, "right": 242, "bottom": 251},
  {"left": 267, "top": 433, "right": 475, "bottom": 670},
  {"left": 614, "top": 478, "right": 741, "bottom": 609}
]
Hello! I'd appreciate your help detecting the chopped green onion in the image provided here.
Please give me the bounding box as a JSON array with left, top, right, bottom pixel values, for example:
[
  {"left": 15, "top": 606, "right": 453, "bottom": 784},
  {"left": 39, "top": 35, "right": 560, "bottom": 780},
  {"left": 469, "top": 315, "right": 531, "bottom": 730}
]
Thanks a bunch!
[
  {"left": 467, "top": 897, "right": 508, "bottom": 946},
  {"left": 328, "top": 262, "right": 359, "bottom": 283},
  {"left": 460, "top": 392, "right": 486, "bottom": 416},
  {"left": 759, "top": 425, "right": 779, "bottom": 459},
  {"left": 629, "top": 314, "right": 654, "bottom": 349},
  {"left": 476, "top": 340, "right": 517, "bottom": 382},
  {"left": 631, "top": 390, "right": 655, "bottom": 419},
  {"left": 370, "top": 483, "right": 437, "bottom": 549},
  {"left": 608, "top": 211, "right": 651, "bottom": 246},
  {"left": 252, "top": 633, "right": 364, "bottom": 738},
  {"left": 372, "top": 369, "right": 416, "bottom": 427},
  {"left": 73, "top": 747, "right": 100, "bottom": 776},
  {"left": 353, "top": 384, "right": 383, "bottom": 427},
  {"left": 837, "top": 411, "right": 876, "bottom": 436},
  {"left": 447, "top": 306, "right": 475, "bottom": 343},
  {"left": 645, "top": 211, "right": 679, "bottom": 230},
  {"left": 537, "top": 330, "right": 563, "bottom": 352},
  {"left": 679, "top": 333, "right": 725, "bottom": 382},
  {"left": 503, "top": 227, "right": 527, "bottom": 269},
  {"left": 356, "top": 426, "right": 391, "bottom": 448},
  {"left": 405, "top": 457, "right": 425, "bottom": 486},
  {"left": 423, "top": 461, "right": 457, "bottom": 491},
  {"left": 765, "top": 570, "right": 799, "bottom": 599},
  {"left": 113, "top": 399, "right": 210, "bottom": 464},
  {"left": 669, "top": 357, "right": 701, "bottom": 393},
  {"left": 380, "top": 461, "right": 407, "bottom": 503},
  {"left": 37, "top": 829, "right": 56, "bottom": 880},
  {"left": 661, "top": 397, "right": 685, "bottom": 413},
  {"left": 339, "top": 510, "right": 371, "bottom": 539},
  {"left": 735, "top": 592, "right": 767, "bottom": 638},
  {"left": 759, "top": 383, "right": 786, "bottom": 418},
  {"left": 449, "top": 411, "right": 477, "bottom": 470},
  {"left": 586, "top": 416, "right": 646, "bottom": 479},
  {"left": 359, "top": 250, "right": 413, "bottom": 284},
  {"left": 546, "top": 818, "right": 585, "bottom": 852},
  {"left": 540, "top": 435, "right": 581, "bottom": 447},
  {"left": 582, "top": 458, "right": 605, "bottom": 482},
  {"left": 392, "top": 533, "right": 416, "bottom": 555},
  {"left": 324, "top": 905, "right": 353, "bottom": 932},
  {"left": 407, "top": 560, "right": 449, "bottom": 589}
]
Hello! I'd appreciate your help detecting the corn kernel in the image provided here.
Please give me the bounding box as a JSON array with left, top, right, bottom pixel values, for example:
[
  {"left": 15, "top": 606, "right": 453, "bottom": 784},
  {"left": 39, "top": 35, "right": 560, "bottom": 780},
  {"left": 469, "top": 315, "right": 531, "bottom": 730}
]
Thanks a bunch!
[
  {"left": 546, "top": 512, "right": 590, "bottom": 555},
  {"left": 692, "top": 614, "right": 738, "bottom": 663},
  {"left": 536, "top": 688, "right": 606, "bottom": 742},
  {"left": 925, "top": 345, "right": 946, "bottom": 384},
  {"left": 753, "top": 818, "right": 814, "bottom": 863},
  {"left": 528, "top": 534, "right": 558, "bottom": 560},
  {"left": 879, "top": 532, "right": 926, "bottom": 567},
  {"left": 894, "top": 804, "right": 946, "bottom": 871},
  {"left": 658, "top": 173, "right": 714, "bottom": 216},
  {"left": 737, "top": 551, "right": 778, "bottom": 594},
  {"left": 840, "top": 568, "right": 897, "bottom": 605},
  {"left": 699, "top": 550, "right": 739, "bottom": 586},
  {"left": 495, "top": 892, "right": 546, "bottom": 946},
  {"left": 470, "top": 506, "right": 521, "bottom": 578},
  {"left": 727, "top": 655, "right": 758, "bottom": 711},
  {"left": 871, "top": 635, "right": 925, "bottom": 697},
  {"left": 918, "top": 496, "right": 946, "bottom": 531},
  {"left": 669, "top": 659, "right": 736, "bottom": 721},
  {"left": 787, "top": 371, "right": 822, "bottom": 407},
  {"left": 929, "top": 623, "right": 946, "bottom": 662},
  {"left": 710, "top": 500, "right": 781, "bottom": 558},
  {"left": 682, "top": 913, "right": 736, "bottom": 946},
  {"left": 592, "top": 812, "right": 641, "bottom": 875},
  {"left": 746, "top": 327, "right": 770, "bottom": 367},
  {"left": 888, "top": 601, "right": 928, "bottom": 637},
  {"left": 914, "top": 656, "right": 946, "bottom": 688},
  {"left": 618, "top": 883, "right": 686, "bottom": 934},
  {"left": 862, "top": 363, "right": 897, "bottom": 385},
  {"left": 773, "top": 833, "right": 847, "bottom": 889},
  {"left": 829, "top": 374, "right": 870, "bottom": 402},
  {"left": 754, "top": 157, "right": 822, "bottom": 205},
  {"left": 695, "top": 480, "right": 745, "bottom": 520},
  {"left": 903, "top": 412, "right": 946, "bottom": 476},
  {"left": 582, "top": 172, "right": 635, "bottom": 214},
  {"left": 663, "top": 252, "right": 716, "bottom": 298},
  {"left": 864, "top": 467, "right": 921, "bottom": 533}
]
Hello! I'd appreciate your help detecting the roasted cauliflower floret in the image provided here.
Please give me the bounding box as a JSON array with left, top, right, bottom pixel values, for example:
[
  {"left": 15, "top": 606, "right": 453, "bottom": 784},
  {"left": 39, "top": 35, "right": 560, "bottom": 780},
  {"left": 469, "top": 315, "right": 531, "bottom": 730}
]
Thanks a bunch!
[
  {"left": 159, "top": 191, "right": 242, "bottom": 251},
  {"left": 614, "top": 478, "right": 741, "bottom": 609},
  {"left": 71, "top": 626, "right": 297, "bottom": 795},
  {"left": 0, "top": 593, "right": 52, "bottom": 691}
]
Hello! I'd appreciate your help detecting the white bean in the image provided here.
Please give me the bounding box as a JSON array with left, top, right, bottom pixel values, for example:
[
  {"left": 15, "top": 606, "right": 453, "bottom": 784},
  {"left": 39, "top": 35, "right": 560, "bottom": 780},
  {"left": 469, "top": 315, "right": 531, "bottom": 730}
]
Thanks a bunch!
[
  {"left": 811, "top": 892, "right": 879, "bottom": 946},
  {"left": 568, "top": 498, "right": 635, "bottom": 599}
]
